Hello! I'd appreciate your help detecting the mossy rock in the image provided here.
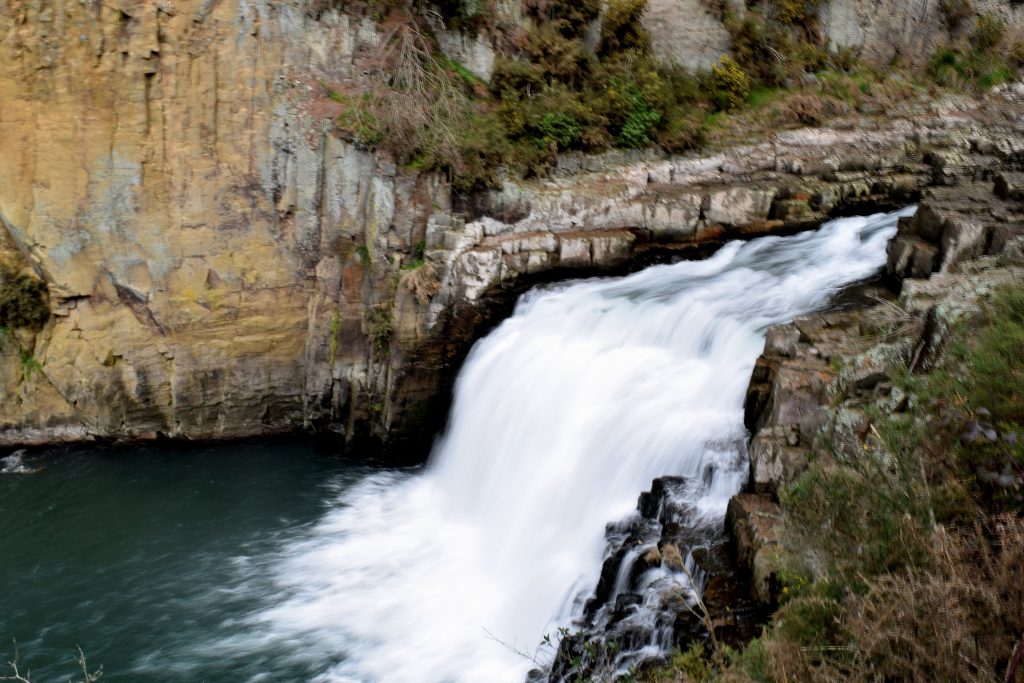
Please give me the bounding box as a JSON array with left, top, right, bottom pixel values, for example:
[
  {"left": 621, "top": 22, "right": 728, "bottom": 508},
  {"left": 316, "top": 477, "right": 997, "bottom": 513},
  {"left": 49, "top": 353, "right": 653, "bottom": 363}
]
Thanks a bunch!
[{"left": 0, "top": 267, "right": 49, "bottom": 331}]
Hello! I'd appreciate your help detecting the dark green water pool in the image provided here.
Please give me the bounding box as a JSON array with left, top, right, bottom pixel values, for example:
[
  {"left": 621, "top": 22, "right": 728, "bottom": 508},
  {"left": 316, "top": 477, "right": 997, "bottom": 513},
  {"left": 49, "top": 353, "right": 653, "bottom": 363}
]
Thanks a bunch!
[{"left": 0, "top": 440, "right": 383, "bottom": 682}]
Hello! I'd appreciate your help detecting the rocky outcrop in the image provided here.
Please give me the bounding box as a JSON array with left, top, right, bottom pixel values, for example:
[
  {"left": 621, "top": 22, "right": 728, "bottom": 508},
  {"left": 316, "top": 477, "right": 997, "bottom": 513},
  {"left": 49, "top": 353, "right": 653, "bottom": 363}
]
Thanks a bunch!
[
  {"left": 888, "top": 178, "right": 1024, "bottom": 281},
  {"left": 734, "top": 172, "right": 1024, "bottom": 605},
  {"left": 542, "top": 476, "right": 765, "bottom": 682},
  {"left": 820, "top": 0, "right": 1024, "bottom": 67}
]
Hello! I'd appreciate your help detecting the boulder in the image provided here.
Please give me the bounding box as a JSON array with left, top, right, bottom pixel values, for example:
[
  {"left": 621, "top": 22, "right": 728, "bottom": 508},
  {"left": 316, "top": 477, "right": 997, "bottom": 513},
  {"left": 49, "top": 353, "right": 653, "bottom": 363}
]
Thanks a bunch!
[
  {"left": 704, "top": 188, "right": 777, "bottom": 229},
  {"left": 749, "top": 427, "right": 810, "bottom": 494},
  {"left": 726, "top": 494, "right": 782, "bottom": 605},
  {"left": 648, "top": 194, "right": 702, "bottom": 240}
]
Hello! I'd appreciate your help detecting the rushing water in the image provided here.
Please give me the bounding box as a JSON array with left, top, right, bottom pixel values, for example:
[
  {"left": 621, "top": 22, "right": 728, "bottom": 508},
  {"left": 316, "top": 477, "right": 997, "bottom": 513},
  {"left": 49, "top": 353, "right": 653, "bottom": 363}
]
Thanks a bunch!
[{"left": 0, "top": 208, "right": 910, "bottom": 682}]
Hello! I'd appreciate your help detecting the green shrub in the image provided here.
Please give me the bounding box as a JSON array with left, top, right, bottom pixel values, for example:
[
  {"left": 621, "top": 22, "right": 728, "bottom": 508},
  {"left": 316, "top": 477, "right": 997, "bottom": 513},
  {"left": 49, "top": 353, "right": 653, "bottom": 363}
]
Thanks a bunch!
[
  {"left": 366, "top": 307, "right": 394, "bottom": 351},
  {"left": 709, "top": 56, "right": 751, "bottom": 111},
  {"left": 0, "top": 266, "right": 49, "bottom": 331},
  {"left": 524, "top": 0, "right": 601, "bottom": 38},
  {"left": 725, "top": 11, "right": 794, "bottom": 87},
  {"left": 927, "top": 47, "right": 965, "bottom": 85},
  {"left": 338, "top": 92, "right": 385, "bottom": 147},
  {"left": 968, "top": 285, "right": 1024, "bottom": 424},
  {"left": 777, "top": 0, "right": 812, "bottom": 25},
  {"left": 452, "top": 111, "right": 518, "bottom": 191},
  {"left": 654, "top": 106, "right": 704, "bottom": 151},
  {"left": 536, "top": 111, "right": 582, "bottom": 148},
  {"left": 781, "top": 452, "right": 934, "bottom": 582},
  {"left": 728, "top": 637, "right": 770, "bottom": 682},
  {"left": 618, "top": 102, "right": 660, "bottom": 147},
  {"left": 521, "top": 83, "right": 609, "bottom": 149},
  {"left": 829, "top": 45, "right": 859, "bottom": 72},
  {"left": 490, "top": 58, "right": 545, "bottom": 99},
  {"left": 774, "top": 596, "right": 844, "bottom": 647},
  {"left": 595, "top": 58, "right": 668, "bottom": 146},
  {"left": 522, "top": 27, "right": 598, "bottom": 88},
  {"left": 19, "top": 348, "right": 42, "bottom": 379},
  {"left": 1011, "top": 42, "right": 1024, "bottom": 68},
  {"left": 598, "top": 0, "right": 650, "bottom": 56},
  {"left": 431, "top": 0, "right": 490, "bottom": 29},
  {"left": 978, "top": 64, "right": 1012, "bottom": 89},
  {"left": 671, "top": 642, "right": 712, "bottom": 681}
]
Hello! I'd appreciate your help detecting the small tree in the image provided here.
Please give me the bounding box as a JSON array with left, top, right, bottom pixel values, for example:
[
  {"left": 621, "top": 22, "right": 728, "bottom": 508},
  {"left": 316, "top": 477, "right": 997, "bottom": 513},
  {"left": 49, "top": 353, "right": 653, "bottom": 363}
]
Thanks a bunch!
[
  {"left": 709, "top": 55, "right": 751, "bottom": 111},
  {"left": 346, "top": 23, "right": 470, "bottom": 172}
]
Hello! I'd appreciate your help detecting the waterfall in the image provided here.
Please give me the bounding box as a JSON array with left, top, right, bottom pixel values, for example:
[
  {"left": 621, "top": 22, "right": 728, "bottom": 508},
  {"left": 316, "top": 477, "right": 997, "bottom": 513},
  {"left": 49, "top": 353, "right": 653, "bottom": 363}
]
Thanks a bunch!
[{"left": 251, "top": 208, "right": 912, "bottom": 682}]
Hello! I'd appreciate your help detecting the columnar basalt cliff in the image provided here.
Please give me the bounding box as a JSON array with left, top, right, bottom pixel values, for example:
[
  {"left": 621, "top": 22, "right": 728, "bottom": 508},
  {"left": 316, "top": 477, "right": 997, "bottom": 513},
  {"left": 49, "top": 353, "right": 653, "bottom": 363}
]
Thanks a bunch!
[{"left": 3, "top": 0, "right": 1024, "bottom": 454}]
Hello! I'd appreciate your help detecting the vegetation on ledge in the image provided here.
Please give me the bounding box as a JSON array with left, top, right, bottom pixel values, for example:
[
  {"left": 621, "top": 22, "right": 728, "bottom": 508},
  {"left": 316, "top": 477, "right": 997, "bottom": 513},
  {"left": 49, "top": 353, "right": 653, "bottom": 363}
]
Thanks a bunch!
[{"left": 317, "top": 0, "right": 1022, "bottom": 193}]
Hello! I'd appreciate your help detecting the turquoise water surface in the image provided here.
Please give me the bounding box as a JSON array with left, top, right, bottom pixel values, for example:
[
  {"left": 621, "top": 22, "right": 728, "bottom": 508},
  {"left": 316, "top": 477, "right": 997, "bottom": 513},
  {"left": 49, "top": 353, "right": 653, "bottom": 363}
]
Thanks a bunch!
[{"left": 0, "top": 440, "right": 392, "bottom": 682}]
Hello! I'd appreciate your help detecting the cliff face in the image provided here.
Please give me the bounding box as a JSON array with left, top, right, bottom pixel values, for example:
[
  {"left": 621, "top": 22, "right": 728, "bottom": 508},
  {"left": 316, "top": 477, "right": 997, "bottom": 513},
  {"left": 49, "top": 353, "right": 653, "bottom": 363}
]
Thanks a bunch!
[
  {"left": 2, "top": 0, "right": 1024, "bottom": 453},
  {"left": 645, "top": 0, "right": 1024, "bottom": 72},
  {"left": 820, "top": 0, "right": 1024, "bottom": 66},
  {"left": 0, "top": 0, "right": 439, "bottom": 446}
]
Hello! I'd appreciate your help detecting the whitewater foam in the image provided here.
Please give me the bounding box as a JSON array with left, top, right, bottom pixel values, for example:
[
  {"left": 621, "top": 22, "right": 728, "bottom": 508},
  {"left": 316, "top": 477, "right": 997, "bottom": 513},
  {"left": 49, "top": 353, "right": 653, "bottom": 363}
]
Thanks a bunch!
[{"left": 248, "top": 208, "right": 912, "bottom": 682}]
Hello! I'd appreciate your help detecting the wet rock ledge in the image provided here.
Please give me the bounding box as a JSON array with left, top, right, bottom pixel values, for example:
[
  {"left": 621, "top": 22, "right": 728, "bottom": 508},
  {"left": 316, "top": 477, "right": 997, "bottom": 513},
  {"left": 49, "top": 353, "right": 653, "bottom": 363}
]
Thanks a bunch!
[{"left": 540, "top": 475, "right": 766, "bottom": 682}]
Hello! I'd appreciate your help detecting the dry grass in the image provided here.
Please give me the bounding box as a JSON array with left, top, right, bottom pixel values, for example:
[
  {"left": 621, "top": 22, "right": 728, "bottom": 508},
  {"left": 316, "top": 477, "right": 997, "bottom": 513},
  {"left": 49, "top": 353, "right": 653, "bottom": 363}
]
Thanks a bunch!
[
  {"left": 400, "top": 261, "right": 442, "bottom": 304},
  {"left": 345, "top": 22, "right": 471, "bottom": 169},
  {"left": 758, "top": 517, "right": 1024, "bottom": 683}
]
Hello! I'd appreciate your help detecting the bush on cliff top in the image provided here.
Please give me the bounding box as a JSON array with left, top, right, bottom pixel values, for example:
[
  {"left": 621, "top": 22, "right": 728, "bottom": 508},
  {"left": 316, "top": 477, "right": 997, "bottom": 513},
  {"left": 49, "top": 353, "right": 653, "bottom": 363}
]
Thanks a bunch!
[
  {"left": 332, "top": 0, "right": 718, "bottom": 190},
  {"left": 328, "top": 0, "right": 996, "bottom": 189}
]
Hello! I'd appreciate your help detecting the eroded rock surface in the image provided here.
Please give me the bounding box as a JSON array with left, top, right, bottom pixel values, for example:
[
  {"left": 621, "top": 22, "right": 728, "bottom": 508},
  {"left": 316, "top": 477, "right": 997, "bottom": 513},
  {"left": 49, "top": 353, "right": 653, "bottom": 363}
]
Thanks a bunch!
[
  {"left": 543, "top": 476, "right": 764, "bottom": 682},
  {"left": 821, "top": 0, "right": 1024, "bottom": 67}
]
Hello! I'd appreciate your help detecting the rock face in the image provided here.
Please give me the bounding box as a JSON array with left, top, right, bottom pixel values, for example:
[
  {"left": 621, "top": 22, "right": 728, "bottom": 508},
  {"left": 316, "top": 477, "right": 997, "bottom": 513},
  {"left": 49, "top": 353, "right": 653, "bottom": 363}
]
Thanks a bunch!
[
  {"left": 542, "top": 476, "right": 765, "bottom": 682},
  {"left": 726, "top": 493, "right": 781, "bottom": 605},
  {"left": 888, "top": 176, "right": 1024, "bottom": 281},
  {"left": 0, "top": 0, "right": 440, "bottom": 448},
  {"left": 848, "top": 0, "right": 1023, "bottom": 65},
  {"left": 4, "top": 0, "right": 1024, "bottom": 454},
  {"left": 643, "top": 0, "right": 1024, "bottom": 70},
  {"left": 643, "top": 0, "right": 732, "bottom": 71},
  {"left": 734, "top": 172, "right": 1024, "bottom": 605}
]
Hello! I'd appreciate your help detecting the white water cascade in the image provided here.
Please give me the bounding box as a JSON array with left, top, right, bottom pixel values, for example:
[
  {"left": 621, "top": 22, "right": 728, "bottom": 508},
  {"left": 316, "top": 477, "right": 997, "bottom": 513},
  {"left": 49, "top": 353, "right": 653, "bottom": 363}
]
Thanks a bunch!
[{"left": 252, "top": 208, "right": 912, "bottom": 682}]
